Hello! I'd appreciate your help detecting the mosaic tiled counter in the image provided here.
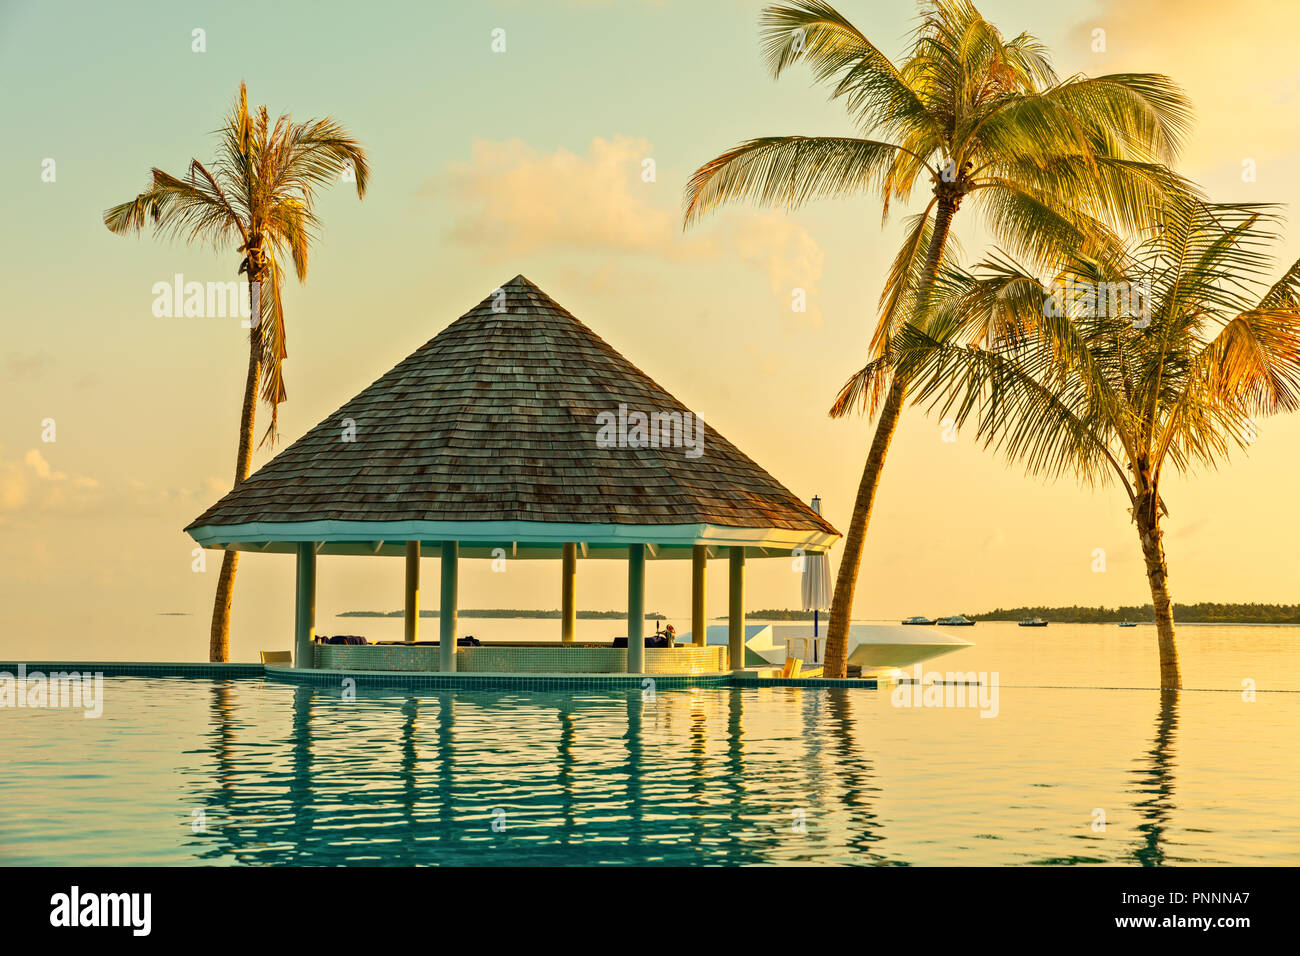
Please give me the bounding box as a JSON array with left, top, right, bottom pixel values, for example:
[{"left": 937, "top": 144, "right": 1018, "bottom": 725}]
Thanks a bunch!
[{"left": 313, "top": 642, "right": 728, "bottom": 674}]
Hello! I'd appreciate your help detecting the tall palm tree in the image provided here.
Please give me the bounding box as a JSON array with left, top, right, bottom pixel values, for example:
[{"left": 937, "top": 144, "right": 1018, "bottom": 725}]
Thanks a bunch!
[
  {"left": 105, "top": 82, "right": 369, "bottom": 662},
  {"left": 683, "top": 0, "right": 1193, "bottom": 677},
  {"left": 876, "top": 202, "right": 1300, "bottom": 688}
]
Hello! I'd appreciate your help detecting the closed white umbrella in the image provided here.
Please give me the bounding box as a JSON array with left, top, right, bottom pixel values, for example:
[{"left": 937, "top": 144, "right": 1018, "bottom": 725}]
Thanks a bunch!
[{"left": 800, "top": 496, "right": 834, "bottom": 661}]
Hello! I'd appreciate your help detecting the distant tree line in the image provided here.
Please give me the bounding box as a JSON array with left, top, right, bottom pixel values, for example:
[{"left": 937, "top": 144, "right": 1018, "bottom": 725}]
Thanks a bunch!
[
  {"left": 339, "top": 609, "right": 667, "bottom": 620},
  {"left": 971, "top": 603, "right": 1300, "bottom": 624},
  {"left": 339, "top": 605, "right": 1299, "bottom": 624}
]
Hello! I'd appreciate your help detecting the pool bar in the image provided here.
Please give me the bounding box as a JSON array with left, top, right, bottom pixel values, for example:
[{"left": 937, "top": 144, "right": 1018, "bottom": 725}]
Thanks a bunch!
[
  {"left": 0, "top": 661, "right": 896, "bottom": 691},
  {"left": 182, "top": 276, "right": 840, "bottom": 679}
]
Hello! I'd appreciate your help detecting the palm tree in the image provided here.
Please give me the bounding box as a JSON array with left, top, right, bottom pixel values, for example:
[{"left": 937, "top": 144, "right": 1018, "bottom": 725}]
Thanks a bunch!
[
  {"left": 683, "top": 0, "right": 1193, "bottom": 677},
  {"left": 105, "top": 83, "right": 369, "bottom": 662},
  {"left": 875, "top": 201, "right": 1300, "bottom": 688}
]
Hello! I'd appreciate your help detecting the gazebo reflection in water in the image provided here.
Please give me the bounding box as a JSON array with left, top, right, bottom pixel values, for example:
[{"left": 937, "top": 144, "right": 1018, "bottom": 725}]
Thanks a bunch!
[
  {"left": 187, "top": 680, "right": 886, "bottom": 865},
  {"left": 186, "top": 276, "right": 837, "bottom": 677}
]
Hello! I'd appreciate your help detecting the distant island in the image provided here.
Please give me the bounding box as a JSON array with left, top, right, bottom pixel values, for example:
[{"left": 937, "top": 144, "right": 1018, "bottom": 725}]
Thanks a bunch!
[
  {"left": 339, "top": 609, "right": 667, "bottom": 620},
  {"left": 719, "top": 604, "right": 1300, "bottom": 624},
  {"left": 338, "top": 604, "right": 1300, "bottom": 624},
  {"left": 971, "top": 603, "right": 1300, "bottom": 624}
]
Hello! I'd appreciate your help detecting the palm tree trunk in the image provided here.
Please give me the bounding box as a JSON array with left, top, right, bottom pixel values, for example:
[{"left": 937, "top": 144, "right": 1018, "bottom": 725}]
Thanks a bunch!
[
  {"left": 822, "top": 377, "right": 909, "bottom": 677},
  {"left": 823, "top": 198, "right": 957, "bottom": 678},
  {"left": 1135, "top": 505, "right": 1181, "bottom": 689},
  {"left": 208, "top": 279, "right": 262, "bottom": 662}
]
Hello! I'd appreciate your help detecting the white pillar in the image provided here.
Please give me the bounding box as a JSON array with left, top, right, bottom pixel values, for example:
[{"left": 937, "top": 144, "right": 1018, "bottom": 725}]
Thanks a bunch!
[
  {"left": 294, "top": 542, "right": 317, "bottom": 668},
  {"left": 440, "top": 542, "right": 458, "bottom": 672},
  {"left": 561, "top": 542, "right": 577, "bottom": 643},
  {"left": 728, "top": 547, "right": 745, "bottom": 671},
  {"left": 627, "top": 544, "right": 646, "bottom": 673},
  {"left": 404, "top": 541, "right": 420, "bottom": 643},
  {"left": 691, "top": 545, "right": 707, "bottom": 647}
]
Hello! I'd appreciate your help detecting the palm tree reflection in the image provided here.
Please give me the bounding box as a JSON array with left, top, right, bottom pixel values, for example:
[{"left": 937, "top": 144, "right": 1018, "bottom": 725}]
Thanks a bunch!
[
  {"left": 824, "top": 689, "right": 889, "bottom": 863},
  {"left": 1129, "top": 689, "right": 1179, "bottom": 866}
]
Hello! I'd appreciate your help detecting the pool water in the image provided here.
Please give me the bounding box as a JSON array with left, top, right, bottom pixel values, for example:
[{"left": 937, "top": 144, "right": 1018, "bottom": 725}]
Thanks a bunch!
[{"left": 3, "top": 624, "right": 1298, "bottom": 866}]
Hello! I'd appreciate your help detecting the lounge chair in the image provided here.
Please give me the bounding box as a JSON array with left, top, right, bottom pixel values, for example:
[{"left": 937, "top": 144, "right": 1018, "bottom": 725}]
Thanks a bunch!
[{"left": 259, "top": 650, "right": 292, "bottom": 664}]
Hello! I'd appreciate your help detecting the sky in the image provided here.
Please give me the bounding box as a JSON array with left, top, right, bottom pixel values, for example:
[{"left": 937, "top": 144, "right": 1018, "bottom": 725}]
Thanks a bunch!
[{"left": 2, "top": 0, "right": 1299, "bottom": 661}]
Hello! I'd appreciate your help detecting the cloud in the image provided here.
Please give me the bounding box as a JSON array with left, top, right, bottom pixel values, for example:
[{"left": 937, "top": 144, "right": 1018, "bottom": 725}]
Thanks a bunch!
[
  {"left": 435, "top": 136, "right": 695, "bottom": 259},
  {"left": 0, "top": 461, "right": 27, "bottom": 512},
  {"left": 426, "top": 136, "right": 825, "bottom": 326},
  {"left": 0, "top": 447, "right": 100, "bottom": 520},
  {"left": 0, "top": 448, "right": 228, "bottom": 529},
  {"left": 24, "top": 448, "right": 64, "bottom": 481},
  {"left": 124, "top": 475, "right": 228, "bottom": 511},
  {"left": 4, "top": 353, "right": 52, "bottom": 380},
  {"left": 734, "top": 213, "right": 826, "bottom": 329}
]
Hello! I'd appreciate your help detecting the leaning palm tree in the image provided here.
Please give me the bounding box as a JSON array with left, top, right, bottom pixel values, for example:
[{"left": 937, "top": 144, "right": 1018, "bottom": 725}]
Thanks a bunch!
[
  {"left": 872, "top": 201, "right": 1300, "bottom": 688},
  {"left": 105, "top": 82, "right": 369, "bottom": 662},
  {"left": 683, "top": 0, "right": 1193, "bottom": 676}
]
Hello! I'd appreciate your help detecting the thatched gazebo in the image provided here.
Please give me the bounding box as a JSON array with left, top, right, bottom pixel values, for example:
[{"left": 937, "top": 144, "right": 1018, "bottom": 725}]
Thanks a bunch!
[{"left": 186, "top": 275, "right": 838, "bottom": 675}]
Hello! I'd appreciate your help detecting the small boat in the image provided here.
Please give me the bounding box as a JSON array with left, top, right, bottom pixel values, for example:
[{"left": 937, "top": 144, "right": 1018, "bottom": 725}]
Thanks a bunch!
[
  {"left": 901, "top": 615, "right": 936, "bottom": 625},
  {"left": 935, "top": 615, "right": 975, "bottom": 626},
  {"left": 1118, "top": 621, "right": 1138, "bottom": 628},
  {"left": 1018, "top": 618, "right": 1048, "bottom": 627}
]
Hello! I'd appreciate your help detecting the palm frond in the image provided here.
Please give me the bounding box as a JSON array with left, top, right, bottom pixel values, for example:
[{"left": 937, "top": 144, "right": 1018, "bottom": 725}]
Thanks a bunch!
[
  {"left": 1041, "top": 74, "right": 1194, "bottom": 164},
  {"left": 900, "top": 204, "right": 1300, "bottom": 501},
  {"left": 758, "top": 1, "right": 935, "bottom": 138},
  {"left": 256, "top": 252, "right": 288, "bottom": 448},
  {"left": 829, "top": 353, "right": 896, "bottom": 418},
  {"left": 870, "top": 203, "right": 938, "bottom": 355},
  {"left": 683, "top": 135, "right": 902, "bottom": 225}
]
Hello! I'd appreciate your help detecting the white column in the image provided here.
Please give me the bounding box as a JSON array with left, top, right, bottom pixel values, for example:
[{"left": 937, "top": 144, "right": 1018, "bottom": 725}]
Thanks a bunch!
[
  {"left": 404, "top": 541, "right": 420, "bottom": 643},
  {"left": 728, "top": 547, "right": 745, "bottom": 671},
  {"left": 691, "top": 545, "right": 707, "bottom": 647},
  {"left": 561, "top": 542, "right": 577, "bottom": 643},
  {"left": 627, "top": 544, "right": 646, "bottom": 673},
  {"left": 440, "top": 542, "right": 458, "bottom": 671},
  {"left": 294, "top": 542, "right": 317, "bottom": 668}
]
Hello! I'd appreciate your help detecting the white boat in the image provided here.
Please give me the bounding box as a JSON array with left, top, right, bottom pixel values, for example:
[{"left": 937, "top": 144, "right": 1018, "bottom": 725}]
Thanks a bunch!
[
  {"left": 935, "top": 614, "right": 976, "bottom": 626},
  {"left": 901, "top": 615, "right": 936, "bottom": 625},
  {"left": 769, "top": 623, "right": 973, "bottom": 676},
  {"left": 676, "top": 624, "right": 779, "bottom": 667},
  {"left": 677, "top": 623, "right": 973, "bottom": 676}
]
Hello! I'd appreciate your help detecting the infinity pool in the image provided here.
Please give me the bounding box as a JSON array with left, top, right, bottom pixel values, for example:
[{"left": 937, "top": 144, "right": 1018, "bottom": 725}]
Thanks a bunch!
[{"left": 2, "top": 655, "right": 1297, "bottom": 865}]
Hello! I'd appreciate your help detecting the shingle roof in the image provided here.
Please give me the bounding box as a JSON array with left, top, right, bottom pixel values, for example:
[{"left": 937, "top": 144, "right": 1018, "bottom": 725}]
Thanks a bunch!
[{"left": 186, "top": 275, "right": 837, "bottom": 545}]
